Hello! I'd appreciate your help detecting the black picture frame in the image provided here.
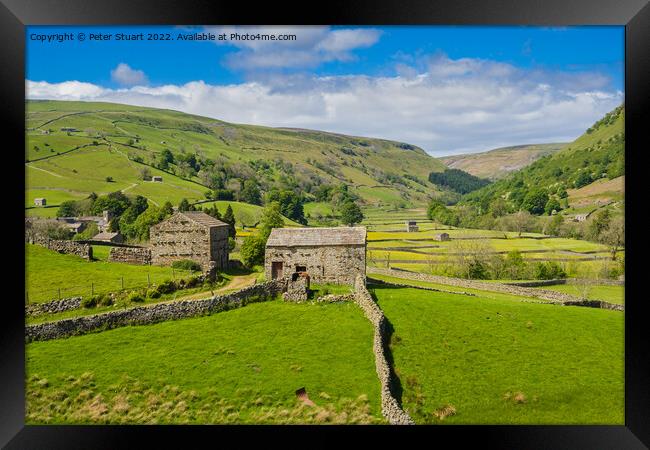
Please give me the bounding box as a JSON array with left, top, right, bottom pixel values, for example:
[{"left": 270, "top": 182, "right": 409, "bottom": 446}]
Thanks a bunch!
[{"left": 2, "top": 0, "right": 648, "bottom": 447}]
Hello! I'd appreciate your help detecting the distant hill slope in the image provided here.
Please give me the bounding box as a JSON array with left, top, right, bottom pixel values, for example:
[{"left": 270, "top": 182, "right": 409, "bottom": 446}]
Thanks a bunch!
[
  {"left": 440, "top": 143, "right": 567, "bottom": 180},
  {"left": 462, "top": 105, "right": 624, "bottom": 216},
  {"left": 25, "top": 100, "right": 447, "bottom": 214}
]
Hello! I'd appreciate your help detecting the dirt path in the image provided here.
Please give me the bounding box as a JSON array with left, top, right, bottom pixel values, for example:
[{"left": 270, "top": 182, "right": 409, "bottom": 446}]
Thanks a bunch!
[{"left": 173, "top": 273, "right": 259, "bottom": 301}]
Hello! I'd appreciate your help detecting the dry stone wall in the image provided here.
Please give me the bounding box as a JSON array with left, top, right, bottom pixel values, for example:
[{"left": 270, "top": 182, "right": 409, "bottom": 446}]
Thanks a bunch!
[
  {"left": 108, "top": 246, "right": 152, "bottom": 265},
  {"left": 26, "top": 297, "right": 82, "bottom": 316},
  {"left": 353, "top": 275, "right": 414, "bottom": 425},
  {"left": 31, "top": 237, "right": 92, "bottom": 260},
  {"left": 368, "top": 268, "right": 623, "bottom": 311},
  {"left": 26, "top": 280, "right": 287, "bottom": 342}
]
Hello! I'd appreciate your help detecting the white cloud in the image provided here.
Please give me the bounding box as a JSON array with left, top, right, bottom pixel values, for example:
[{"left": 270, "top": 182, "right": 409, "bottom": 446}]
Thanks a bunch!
[
  {"left": 110, "top": 63, "right": 148, "bottom": 86},
  {"left": 26, "top": 54, "right": 622, "bottom": 155},
  {"left": 204, "top": 26, "right": 382, "bottom": 70}
]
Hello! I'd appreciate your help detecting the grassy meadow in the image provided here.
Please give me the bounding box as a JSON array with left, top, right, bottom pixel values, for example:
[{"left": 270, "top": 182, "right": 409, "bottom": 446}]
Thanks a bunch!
[
  {"left": 26, "top": 300, "right": 382, "bottom": 424},
  {"left": 371, "top": 284, "right": 624, "bottom": 424}
]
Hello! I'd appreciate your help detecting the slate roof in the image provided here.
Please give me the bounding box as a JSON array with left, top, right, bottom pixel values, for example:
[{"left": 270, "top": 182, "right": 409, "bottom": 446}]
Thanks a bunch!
[
  {"left": 178, "top": 211, "right": 229, "bottom": 228},
  {"left": 266, "top": 227, "right": 366, "bottom": 247},
  {"left": 92, "top": 231, "right": 121, "bottom": 241}
]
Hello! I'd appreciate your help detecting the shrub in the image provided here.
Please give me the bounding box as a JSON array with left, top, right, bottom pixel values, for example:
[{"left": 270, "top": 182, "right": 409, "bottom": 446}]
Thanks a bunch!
[
  {"left": 81, "top": 296, "right": 97, "bottom": 308},
  {"left": 156, "top": 279, "right": 177, "bottom": 295},
  {"left": 125, "top": 291, "right": 145, "bottom": 303},
  {"left": 184, "top": 276, "right": 202, "bottom": 289},
  {"left": 96, "top": 293, "right": 113, "bottom": 307},
  {"left": 171, "top": 259, "right": 202, "bottom": 272},
  {"left": 533, "top": 261, "right": 567, "bottom": 280}
]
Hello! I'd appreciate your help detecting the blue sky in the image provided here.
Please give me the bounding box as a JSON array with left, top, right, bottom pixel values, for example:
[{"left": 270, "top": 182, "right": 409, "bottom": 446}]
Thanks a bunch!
[{"left": 26, "top": 25, "right": 624, "bottom": 155}]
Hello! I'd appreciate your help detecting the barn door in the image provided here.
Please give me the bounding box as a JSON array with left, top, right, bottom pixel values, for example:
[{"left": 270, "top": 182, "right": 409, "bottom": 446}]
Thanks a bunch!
[{"left": 271, "top": 261, "right": 283, "bottom": 279}]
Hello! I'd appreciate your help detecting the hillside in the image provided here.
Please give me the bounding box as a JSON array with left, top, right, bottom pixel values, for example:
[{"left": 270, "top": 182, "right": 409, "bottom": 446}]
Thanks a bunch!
[
  {"left": 25, "top": 100, "right": 447, "bottom": 216},
  {"left": 462, "top": 105, "right": 624, "bottom": 217},
  {"left": 440, "top": 143, "right": 567, "bottom": 180}
]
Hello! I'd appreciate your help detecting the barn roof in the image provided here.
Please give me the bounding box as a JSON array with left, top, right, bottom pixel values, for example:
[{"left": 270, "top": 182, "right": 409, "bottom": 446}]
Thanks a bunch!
[
  {"left": 92, "top": 231, "right": 120, "bottom": 241},
  {"left": 178, "top": 211, "right": 229, "bottom": 228},
  {"left": 266, "top": 227, "right": 366, "bottom": 247}
]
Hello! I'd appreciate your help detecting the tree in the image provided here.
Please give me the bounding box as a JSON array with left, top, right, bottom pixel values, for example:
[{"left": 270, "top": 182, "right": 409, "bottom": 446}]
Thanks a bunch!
[
  {"left": 588, "top": 209, "right": 611, "bottom": 241},
  {"left": 91, "top": 191, "right": 132, "bottom": 217},
  {"left": 56, "top": 201, "right": 79, "bottom": 217},
  {"left": 178, "top": 198, "right": 191, "bottom": 212},
  {"left": 544, "top": 197, "right": 561, "bottom": 215},
  {"left": 139, "top": 167, "right": 152, "bottom": 181},
  {"left": 521, "top": 189, "right": 549, "bottom": 215},
  {"left": 600, "top": 216, "right": 624, "bottom": 260},
  {"left": 339, "top": 201, "right": 364, "bottom": 226},
  {"left": 240, "top": 234, "right": 266, "bottom": 268},
  {"left": 222, "top": 204, "right": 236, "bottom": 238},
  {"left": 544, "top": 214, "right": 564, "bottom": 237},
  {"left": 240, "top": 180, "right": 262, "bottom": 205},
  {"left": 259, "top": 202, "right": 285, "bottom": 237},
  {"left": 160, "top": 201, "right": 174, "bottom": 217},
  {"left": 574, "top": 171, "right": 593, "bottom": 189}
]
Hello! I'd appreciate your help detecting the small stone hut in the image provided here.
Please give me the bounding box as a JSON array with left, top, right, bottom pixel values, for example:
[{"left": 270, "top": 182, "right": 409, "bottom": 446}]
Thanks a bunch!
[
  {"left": 265, "top": 226, "right": 366, "bottom": 286},
  {"left": 34, "top": 198, "right": 46, "bottom": 207},
  {"left": 152, "top": 176, "right": 163, "bottom": 182},
  {"left": 406, "top": 220, "right": 419, "bottom": 232},
  {"left": 149, "top": 211, "right": 229, "bottom": 270},
  {"left": 434, "top": 232, "right": 450, "bottom": 241},
  {"left": 92, "top": 231, "right": 124, "bottom": 244}
]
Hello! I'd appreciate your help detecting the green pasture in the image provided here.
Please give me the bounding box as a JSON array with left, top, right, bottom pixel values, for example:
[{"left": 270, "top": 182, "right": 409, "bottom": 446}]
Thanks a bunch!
[
  {"left": 26, "top": 300, "right": 382, "bottom": 424},
  {"left": 373, "top": 285, "right": 624, "bottom": 424},
  {"left": 26, "top": 244, "right": 193, "bottom": 303}
]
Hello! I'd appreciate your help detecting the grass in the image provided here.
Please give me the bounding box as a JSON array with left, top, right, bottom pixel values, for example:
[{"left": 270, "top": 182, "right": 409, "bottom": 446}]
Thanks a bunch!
[
  {"left": 373, "top": 285, "right": 624, "bottom": 424},
  {"left": 533, "top": 284, "right": 624, "bottom": 304},
  {"left": 26, "top": 244, "right": 192, "bottom": 303},
  {"left": 26, "top": 300, "right": 383, "bottom": 424}
]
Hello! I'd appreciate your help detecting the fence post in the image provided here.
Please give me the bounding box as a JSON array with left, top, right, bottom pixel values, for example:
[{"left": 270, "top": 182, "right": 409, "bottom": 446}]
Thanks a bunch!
[
  {"left": 121, "top": 277, "right": 124, "bottom": 290},
  {"left": 147, "top": 273, "right": 151, "bottom": 288}
]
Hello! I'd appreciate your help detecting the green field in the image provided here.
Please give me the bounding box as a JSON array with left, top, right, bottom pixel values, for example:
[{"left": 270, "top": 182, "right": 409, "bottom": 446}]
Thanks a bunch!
[
  {"left": 26, "top": 100, "right": 449, "bottom": 213},
  {"left": 26, "top": 244, "right": 193, "bottom": 303},
  {"left": 372, "top": 284, "right": 623, "bottom": 424},
  {"left": 26, "top": 300, "right": 382, "bottom": 424},
  {"left": 533, "top": 283, "right": 624, "bottom": 304}
]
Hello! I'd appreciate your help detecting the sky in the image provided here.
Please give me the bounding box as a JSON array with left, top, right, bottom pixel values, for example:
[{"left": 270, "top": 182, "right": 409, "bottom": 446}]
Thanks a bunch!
[{"left": 26, "top": 25, "right": 624, "bottom": 156}]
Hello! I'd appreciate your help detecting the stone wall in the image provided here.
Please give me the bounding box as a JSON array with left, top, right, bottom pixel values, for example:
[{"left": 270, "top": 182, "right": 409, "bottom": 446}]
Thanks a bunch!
[
  {"left": 108, "top": 246, "right": 152, "bottom": 265},
  {"left": 265, "top": 245, "right": 365, "bottom": 286},
  {"left": 368, "top": 267, "right": 623, "bottom": 311},
  {"left": 26, "top": 297, "right": 82, "bottom": 316},
  {"left": 31, "top": 237, "right": 92, "bottom": 260},
  {"left": 353, "top": 275, "right": 414, "bottom": 425},
  {"left": 26, "top": 280, "right": 287, "bottom": 342},
  {"left": 367, "top": 277, "right": 477, "bottom": 297}
]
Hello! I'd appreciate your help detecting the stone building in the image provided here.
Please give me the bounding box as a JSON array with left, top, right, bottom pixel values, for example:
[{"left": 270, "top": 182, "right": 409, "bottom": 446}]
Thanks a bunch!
[
  {"left": 405, "top": 220, "right": 418, "bottom": 232},
  {"left": 265, "top": 226, "right": 366, "bottom": 286},
  {"left": 149, "top": 211, "right": 229, "bottom": 270},
  {"left": 434, "top": 232, "right": 450, "bottom": 241},
  {"left": 34, "top": 198, "right": 46, "bottom": 207},
  {"left": 152, "top": 176, "right": 163, "bottom": 182},
  {"left": 92, "top": 231, "right": 124, "bottom": 244}
]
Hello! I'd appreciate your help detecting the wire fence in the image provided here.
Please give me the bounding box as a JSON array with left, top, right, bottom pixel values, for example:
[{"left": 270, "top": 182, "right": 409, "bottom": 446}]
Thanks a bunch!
[{"left": 26, "top": 268, "right": 199, "bottom": 304}]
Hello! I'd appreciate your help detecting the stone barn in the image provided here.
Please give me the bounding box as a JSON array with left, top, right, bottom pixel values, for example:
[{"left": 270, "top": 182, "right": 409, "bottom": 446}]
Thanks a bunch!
[
  {"left": 405, "top": 220, "right": 419, "bottom": 232},
  {"left": 149, "top": 211, "right": 229, "bottom": 270},
  {"left": 265, "top": 227, "right": 366, "bottom": 286},
  {"left": 434, "top": 232, "right": 450, "bottom": 241},
  {"left": 34, "top": 198, "right": 46, "bottom": 207}
]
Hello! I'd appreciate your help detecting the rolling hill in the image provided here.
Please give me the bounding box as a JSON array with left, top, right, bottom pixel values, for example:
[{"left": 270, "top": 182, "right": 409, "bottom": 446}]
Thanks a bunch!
[
  {"left": 462, "top": 105, "right": 624, "bottom": 217},
  {"left": 25, "top": 100, "right": 447, "bottom": 216},
  {"left": 440, "top": 143, "right": 567, "bottom": 180}
]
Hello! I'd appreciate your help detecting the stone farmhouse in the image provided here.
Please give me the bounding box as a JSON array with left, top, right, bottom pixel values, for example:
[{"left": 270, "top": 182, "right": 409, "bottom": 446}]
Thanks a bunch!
[
  {"left": 406, "top": 220, "right": 419, "bottom": 232},
  {"left": 265, "top": 226, "right": 366, "bottom": 286},
  {"left": 150, "top": 211, "right": 229, "bottom": 270}
]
